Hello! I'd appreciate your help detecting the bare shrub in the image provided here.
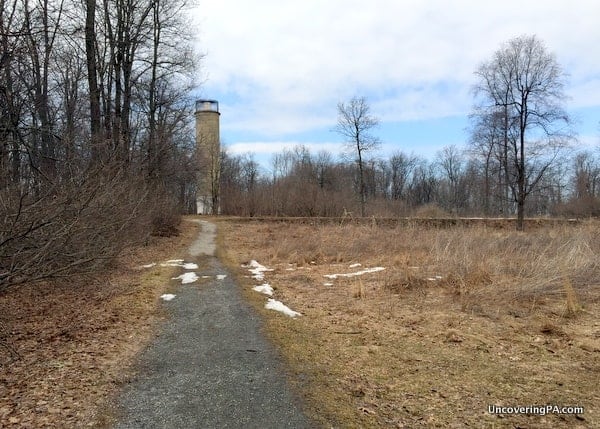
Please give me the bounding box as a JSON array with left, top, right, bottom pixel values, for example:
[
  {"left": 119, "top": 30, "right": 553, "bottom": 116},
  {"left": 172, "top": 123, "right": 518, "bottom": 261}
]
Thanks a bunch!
[
  {"left": 148, "top": 191, "right": 181, "bottom": 237},
  {"left": 0, "top": 164, "right": 156, "bottom": 291},
  {"left": 150, "top": 211, "right": 181, "bottom": 237}
]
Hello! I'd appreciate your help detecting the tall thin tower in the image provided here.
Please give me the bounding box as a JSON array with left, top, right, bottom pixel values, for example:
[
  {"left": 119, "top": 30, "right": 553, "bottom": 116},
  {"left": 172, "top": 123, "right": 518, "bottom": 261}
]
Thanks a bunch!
[{"left": 195, "top": 99, "right": 220, "bottom": 215}]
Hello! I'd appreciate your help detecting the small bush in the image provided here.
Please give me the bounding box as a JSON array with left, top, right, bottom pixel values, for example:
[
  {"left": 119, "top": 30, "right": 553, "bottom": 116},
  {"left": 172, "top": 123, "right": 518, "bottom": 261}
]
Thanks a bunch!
[{"left": 151, "top": 211, "right": 181, "bottom": 237}]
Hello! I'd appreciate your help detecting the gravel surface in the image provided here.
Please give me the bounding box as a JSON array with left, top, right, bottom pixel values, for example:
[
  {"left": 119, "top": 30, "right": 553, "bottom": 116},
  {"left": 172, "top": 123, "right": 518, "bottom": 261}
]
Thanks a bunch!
[{"left": 113, "top": 221, "right": 312, "bottom": 429}]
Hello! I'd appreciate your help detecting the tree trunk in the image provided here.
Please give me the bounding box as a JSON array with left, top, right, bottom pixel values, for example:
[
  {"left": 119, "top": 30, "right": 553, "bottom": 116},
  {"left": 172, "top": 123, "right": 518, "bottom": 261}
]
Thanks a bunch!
[
  {"left": 517, "top": 194, "right": 525, "bottom": 231},
  {"left": 85, "top": 0, "right": 102, "bottom": 163},
  {"left": 357, "top": 144, "right": 365, "bottom": 217},
  {"left": 517, "top": 103, "right": 526, "bottom": 231},
  {"left": 147, "top": 0, "right": 160, "bottom": 180}
]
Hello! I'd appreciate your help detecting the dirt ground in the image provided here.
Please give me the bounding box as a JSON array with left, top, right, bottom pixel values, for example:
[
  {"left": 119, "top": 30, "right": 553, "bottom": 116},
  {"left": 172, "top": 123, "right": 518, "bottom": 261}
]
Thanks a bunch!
[
  {"left": 0, "top": 219, "right": 199, "bottom": 428},
  {"left": 218, "top": 219, "right": 600, "bottom": 428}
]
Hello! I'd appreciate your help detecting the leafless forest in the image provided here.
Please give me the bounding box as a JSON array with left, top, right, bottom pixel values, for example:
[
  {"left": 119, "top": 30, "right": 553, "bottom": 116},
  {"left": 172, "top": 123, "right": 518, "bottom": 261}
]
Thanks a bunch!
[
  {"left": 219, "top": 139, "right": 599, "bottom": 220},
  {"left": 1, "top": 0, "right": 199, "bottom": 291}
]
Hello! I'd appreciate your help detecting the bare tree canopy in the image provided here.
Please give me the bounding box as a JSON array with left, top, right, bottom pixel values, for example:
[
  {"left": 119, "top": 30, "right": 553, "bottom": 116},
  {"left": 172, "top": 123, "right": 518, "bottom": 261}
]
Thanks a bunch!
[
  {"left": 472, "top": 34, "right": 573, "bottom": 230},
  {"left": 1, "top": 0, "right": 201, "bottom": 290},
  {"left": 334, "top": 96, "right": 380, "bottom": 217}
]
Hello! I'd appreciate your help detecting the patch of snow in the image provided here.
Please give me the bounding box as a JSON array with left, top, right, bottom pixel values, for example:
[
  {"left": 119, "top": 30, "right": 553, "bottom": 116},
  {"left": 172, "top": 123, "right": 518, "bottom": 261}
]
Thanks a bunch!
[
  {"left": 160, "top": 294, "right": 176, "bottom": 301},
  {"left": 408, "top": 266, "right": 420, "bottom": 269},
  {"left": 161, "top": 260, "right": 198, "bottom": 269},
  {"left": 427, "top": 275, "right": 444, "bottom": 281},
  {"left": 324, "top": 282, "right": 334, "bottom": 287},
  {"left": 242, "top": 260, "right": 274, "bottom": 281},
  {"left": 253, "top": 283, "right": 274, "bottom": 296},
  {"left": 172, "top": 272, "right": 199, "bottom": 284},
  {"left": 349, "top": 263, "right": 362, "bottom": 268},
  {"left": 140, "top": 263, "right": 156, "bottom": 268},
  {"left": 216, "top": 274, "right": 227, "bottom": 280},
  {"left": 324, "top": 267, "right": 386, "bottom": 279},
  {"left": 265, "top": 299, "right": 301, "bottom": 318},
  {"left": 202, "top": 275, "right": 211, "bottom": 279},
  {"left": 285, "top": 268, "right": 296, "bottom": 271}
]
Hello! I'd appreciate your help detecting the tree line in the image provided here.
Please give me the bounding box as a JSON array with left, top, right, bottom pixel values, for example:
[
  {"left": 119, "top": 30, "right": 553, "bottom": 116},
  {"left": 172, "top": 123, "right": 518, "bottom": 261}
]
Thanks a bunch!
[
  {"left": 219, "top": 35, "right": 595, "bottom": 227},
  {"left": 219, "top": 142, "right": 600, "bottom": 219},
  {"left": 0, "top": 0, "right": 199, "bottom": 290}
]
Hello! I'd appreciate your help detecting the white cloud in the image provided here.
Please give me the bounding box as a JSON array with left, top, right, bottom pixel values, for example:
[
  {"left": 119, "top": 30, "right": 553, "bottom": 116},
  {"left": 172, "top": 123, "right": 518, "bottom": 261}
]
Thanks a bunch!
[
  {"left": 567, "top": 78, "right": 600, "bottom": 110},
  {"left": 225, "top": 141, "right": 342, "bottom": 155},
  {"left": 193, "top": 0, "right": 600, "bottom": 152}
]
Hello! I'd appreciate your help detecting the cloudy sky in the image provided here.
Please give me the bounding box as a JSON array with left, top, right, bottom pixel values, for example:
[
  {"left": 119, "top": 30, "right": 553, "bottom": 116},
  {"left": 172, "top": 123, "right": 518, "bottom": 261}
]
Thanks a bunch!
[{"left": 191, "top": 0, "right": 600, "bottom": 166}]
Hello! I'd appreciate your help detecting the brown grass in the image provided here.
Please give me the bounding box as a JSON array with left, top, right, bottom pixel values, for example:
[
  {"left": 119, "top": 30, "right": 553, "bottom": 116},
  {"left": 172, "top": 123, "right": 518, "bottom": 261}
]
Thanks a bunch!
[{"left": 218, "top": 219, "right": 600, "bottom": 428}]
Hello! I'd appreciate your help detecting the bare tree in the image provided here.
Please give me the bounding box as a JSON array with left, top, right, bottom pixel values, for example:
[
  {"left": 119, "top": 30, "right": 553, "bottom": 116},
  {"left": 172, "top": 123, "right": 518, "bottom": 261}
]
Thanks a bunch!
[
  {"left": 473, "top": 34, "right": 572, "bottom": 230},
  {"left": 573, "top": 151, "right": 600, "bottom": 199},
  {"left": 407, "top": 160, "right": 438, "bottom": 208},
  {"left": 388, "top": 151, "right": 418, "bottom": 201},
  {"left": 436, "top": 145, "right": 466, "bottom": 213},
  {"left": 334, "top": 96, "right": 380, "bottom": 217},
  {"left": 84, "top": 0, "right": 102, "bottom": 161}
]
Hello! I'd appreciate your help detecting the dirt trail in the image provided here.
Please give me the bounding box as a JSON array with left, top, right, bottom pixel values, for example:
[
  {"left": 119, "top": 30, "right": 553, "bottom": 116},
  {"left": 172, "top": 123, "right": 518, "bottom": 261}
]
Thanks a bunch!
[
  {"left": 113, "top": 220, "right": 311, "bottom": 428},
  {"left": 188, "top": 219, "right": 216, "bottom": 256}
]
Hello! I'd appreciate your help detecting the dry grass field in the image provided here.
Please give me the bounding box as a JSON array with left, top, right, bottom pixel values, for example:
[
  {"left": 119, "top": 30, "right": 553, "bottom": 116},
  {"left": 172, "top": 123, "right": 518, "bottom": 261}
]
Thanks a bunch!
[{"left": 219, "top": 219, "right": 600, "bottom": 428}]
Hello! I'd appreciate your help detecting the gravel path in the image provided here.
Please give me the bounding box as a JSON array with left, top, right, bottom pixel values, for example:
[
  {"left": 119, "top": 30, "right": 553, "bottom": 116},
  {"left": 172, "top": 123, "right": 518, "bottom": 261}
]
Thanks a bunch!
[{"left": 113, "top": 220, "right": 312, "bottom": 428}]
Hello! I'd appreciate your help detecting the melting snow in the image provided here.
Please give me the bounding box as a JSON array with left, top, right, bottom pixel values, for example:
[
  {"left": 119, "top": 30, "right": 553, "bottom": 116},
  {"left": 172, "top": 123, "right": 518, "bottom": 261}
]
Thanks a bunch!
[
  {"left": 265, "top": 299, "right": 301, "bottom": 318},
  {"left": 140, "top": 263, "right": 156, "bottom": 268},
  {"left": 349, "top": 263, "right": 362, "bottom": 268},
  {"left": 216, "top": 274, "right": 227, "bottom": 280},
  {"left": 161, "top": 294, "right": 176, "bottom": 301},
  {"left": 160, "top": 260, "right": 198, "bottom": 269},
  {"left": 324, "top": 282, "right": 334, "bottom": 287},
  {"left": 242, "top": 260, "right": 274, "bottom": 281},
  {"left": 172, "top": 272, "right": 199, "bottom": 284},
  {"left": 253, "top": 283, "right": 274, "bottom": 296},
  {"left": 324, "top": 267, "right": 385, "bottom": 279}
]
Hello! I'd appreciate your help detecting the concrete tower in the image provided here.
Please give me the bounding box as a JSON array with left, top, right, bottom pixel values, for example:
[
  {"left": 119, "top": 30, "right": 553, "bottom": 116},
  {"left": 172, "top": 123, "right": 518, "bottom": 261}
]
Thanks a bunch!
[{"left": 195, "top": 99, "right": 220, "bottom": 214}]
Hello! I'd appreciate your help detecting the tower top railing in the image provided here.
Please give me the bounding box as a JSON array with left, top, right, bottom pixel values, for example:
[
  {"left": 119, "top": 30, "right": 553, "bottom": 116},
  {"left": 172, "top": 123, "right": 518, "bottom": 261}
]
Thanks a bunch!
[{"left": 195, "top": 99, "right": 219, "bottom": 113}]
